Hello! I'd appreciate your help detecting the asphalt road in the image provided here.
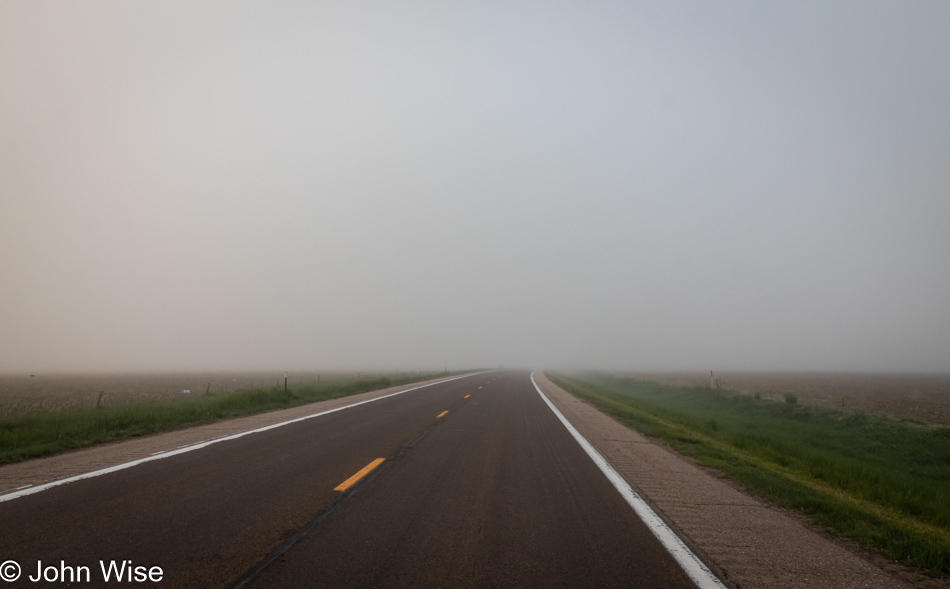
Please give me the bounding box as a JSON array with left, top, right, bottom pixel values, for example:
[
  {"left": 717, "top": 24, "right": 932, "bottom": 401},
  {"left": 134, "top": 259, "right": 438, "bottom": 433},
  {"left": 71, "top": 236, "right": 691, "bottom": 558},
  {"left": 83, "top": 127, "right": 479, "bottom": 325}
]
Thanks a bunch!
[{"left": 0, "top": 371, "right": 695, "bottom": 588}]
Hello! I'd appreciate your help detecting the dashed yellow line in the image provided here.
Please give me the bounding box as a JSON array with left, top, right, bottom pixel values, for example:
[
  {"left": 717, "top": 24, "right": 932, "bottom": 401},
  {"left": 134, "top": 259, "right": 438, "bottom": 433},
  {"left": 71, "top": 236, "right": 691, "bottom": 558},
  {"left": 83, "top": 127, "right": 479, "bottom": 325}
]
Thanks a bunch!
[
  {"left": 437, "top": 410, "right": 448, "bottom": 418},
  {"left": 334, "top": 458, "right": 385, "bottom": 492},
  {"left": 478, "top": 386, "right": 482, "bottom": 389},
  {"left": 464, "top": 394, "right": 471, "bottom": 399}
]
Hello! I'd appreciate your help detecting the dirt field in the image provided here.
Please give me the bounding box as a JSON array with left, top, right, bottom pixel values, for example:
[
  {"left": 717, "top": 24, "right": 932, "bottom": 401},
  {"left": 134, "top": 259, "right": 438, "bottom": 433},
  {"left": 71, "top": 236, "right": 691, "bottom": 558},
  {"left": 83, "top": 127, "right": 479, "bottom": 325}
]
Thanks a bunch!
[
  {"left": 7, "top": 370, "right": 950, "bottom": 427},
  {"left": 614, "top": 372, "right": 950, "bottom": 426},
  {"left": 0, "top": 371, "right": 398, "bottom": 418}
]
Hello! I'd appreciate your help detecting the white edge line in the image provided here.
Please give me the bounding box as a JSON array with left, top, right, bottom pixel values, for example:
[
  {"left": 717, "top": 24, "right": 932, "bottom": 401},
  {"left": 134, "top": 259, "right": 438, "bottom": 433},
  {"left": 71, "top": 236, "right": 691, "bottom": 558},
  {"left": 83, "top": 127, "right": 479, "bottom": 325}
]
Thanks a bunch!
[
  {"left": 530, "top": 371, "right": 726, "bottom": 589},
  {"left": 0, "top": 373, "right": 480, "bottom": 504}
]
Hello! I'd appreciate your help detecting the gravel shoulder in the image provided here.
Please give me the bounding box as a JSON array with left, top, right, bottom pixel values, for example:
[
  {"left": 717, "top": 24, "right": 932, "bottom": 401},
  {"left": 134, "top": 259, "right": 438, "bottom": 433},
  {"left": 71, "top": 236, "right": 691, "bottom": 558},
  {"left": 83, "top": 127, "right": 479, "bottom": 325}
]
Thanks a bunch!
[{"left": 533, "top": 371, "right": 925, "bottom": 589}]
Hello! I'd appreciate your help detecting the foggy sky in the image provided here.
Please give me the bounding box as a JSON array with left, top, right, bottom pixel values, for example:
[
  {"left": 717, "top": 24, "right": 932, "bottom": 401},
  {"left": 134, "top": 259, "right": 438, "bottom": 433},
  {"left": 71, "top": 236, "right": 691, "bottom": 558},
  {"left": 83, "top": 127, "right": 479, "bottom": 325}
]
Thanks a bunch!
[{"left": 2, "top": 1, "right": 949, "bottom": 373}]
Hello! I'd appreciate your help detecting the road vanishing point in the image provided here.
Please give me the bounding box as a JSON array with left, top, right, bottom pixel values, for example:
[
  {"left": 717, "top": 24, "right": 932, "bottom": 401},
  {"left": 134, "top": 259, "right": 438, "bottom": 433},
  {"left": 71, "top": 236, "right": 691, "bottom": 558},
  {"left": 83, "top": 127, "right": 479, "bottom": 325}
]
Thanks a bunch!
[{"left": 0, "top": 371, "right": 720, "bottom": 588}]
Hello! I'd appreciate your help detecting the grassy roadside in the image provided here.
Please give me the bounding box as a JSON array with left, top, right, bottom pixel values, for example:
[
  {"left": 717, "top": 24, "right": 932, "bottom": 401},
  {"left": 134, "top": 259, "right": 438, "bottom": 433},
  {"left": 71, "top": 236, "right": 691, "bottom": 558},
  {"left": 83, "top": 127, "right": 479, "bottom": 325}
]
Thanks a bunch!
[
  {"left": 0, "top": 371, "right": 469, "bottom": 465},
  {"left": 547, "top": 372, "right": 950, "bottom": 576}
]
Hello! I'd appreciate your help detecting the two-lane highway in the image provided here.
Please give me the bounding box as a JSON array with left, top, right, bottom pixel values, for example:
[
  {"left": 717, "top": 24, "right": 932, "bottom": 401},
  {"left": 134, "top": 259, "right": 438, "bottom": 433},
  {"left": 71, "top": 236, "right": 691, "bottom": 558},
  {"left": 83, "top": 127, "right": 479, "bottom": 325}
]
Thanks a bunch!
[{"left": 0, "top": 372, "right": 697, "bottom": 588}]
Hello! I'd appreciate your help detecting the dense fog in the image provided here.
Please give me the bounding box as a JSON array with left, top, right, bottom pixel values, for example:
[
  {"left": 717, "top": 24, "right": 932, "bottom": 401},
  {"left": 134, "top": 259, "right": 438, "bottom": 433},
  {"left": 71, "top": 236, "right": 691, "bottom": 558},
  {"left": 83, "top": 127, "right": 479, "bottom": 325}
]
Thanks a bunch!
[{"left": 2, "top": 2, "right": 948, "bottom": 372}]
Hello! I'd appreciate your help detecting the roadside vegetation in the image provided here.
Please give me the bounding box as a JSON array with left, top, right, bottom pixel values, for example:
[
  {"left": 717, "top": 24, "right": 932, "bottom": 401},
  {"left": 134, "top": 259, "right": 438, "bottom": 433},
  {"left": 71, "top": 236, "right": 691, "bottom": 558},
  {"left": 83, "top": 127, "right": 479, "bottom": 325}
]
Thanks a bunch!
[
  {"left": 548, "top": 372, "right": 950, "bottom": 576},
  {"left": 0, "top": 372, "right": 465, "bottom": 465}
]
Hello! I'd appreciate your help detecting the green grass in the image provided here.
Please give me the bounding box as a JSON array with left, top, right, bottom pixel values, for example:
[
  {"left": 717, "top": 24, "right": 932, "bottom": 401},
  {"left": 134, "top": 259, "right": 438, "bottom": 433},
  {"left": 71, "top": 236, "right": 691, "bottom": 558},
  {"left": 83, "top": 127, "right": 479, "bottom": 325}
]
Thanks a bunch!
[
  {"left": 547, "top": 372, "right": 950, "bottom": 576},
  {"left": 0, "top": 372, "right": 466, "bottom": 465}
]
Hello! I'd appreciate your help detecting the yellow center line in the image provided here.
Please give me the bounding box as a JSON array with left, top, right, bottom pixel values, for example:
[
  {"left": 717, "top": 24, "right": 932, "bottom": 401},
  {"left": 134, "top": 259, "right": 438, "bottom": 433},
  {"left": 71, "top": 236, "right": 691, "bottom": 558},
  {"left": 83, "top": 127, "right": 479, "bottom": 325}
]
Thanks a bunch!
[
  {"left": 464, "top": 394, "right": 471, "bottom": 399},
  {"left": 478, "top": 386, "right": 482, "bottom": 389},
  {"left": 437, "top": 410, "right": 448, "bottom": 418},
  {"left": 334, "top": 458, "right": 385, "bottom": 492}
]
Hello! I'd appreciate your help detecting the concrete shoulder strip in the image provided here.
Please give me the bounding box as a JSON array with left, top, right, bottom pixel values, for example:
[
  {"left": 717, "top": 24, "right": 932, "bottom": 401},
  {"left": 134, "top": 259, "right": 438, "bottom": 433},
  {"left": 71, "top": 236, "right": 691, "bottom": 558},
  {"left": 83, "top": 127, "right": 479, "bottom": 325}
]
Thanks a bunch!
[
  {"left": 0, "top": 373, "right": 478, "bottom": 504},
  {"left": 530, "top": 371, "right": 726, "bottom": 589}
]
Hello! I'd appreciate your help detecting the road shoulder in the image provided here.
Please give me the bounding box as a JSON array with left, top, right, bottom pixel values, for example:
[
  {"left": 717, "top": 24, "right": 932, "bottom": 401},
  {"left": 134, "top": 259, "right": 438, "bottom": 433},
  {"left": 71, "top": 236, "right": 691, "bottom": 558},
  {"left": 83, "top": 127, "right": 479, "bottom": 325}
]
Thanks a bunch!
[
  {"left": 0, "top": 375, "right": 476, "bottom": 497},
  {"left": 533, "top": 371, "right": 909, "bottom": 589}
]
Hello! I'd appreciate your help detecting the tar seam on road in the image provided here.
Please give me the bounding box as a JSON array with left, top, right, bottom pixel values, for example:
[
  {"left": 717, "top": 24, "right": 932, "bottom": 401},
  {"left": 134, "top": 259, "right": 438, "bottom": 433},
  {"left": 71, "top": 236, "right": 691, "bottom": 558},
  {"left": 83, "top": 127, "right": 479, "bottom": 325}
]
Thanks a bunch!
[
  {"left": 334, "top": 458, "right": 385, "bottom": 492},
  {"left": 226, "top": 407, "right": 449, "bottom": 589},
  {"left": 0, "top": 373, "right": 481, "bottom": 504},
  {"left": 530, "top": 371, "right": 727, "bottom": 589}
]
